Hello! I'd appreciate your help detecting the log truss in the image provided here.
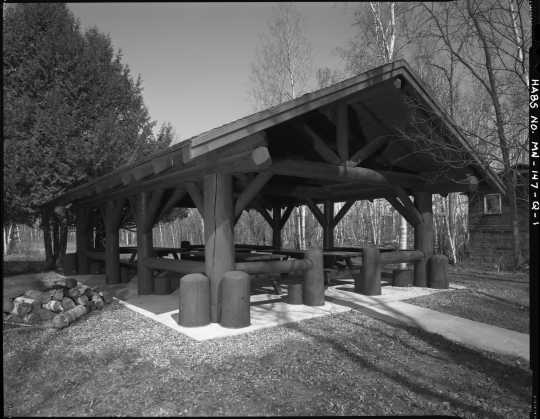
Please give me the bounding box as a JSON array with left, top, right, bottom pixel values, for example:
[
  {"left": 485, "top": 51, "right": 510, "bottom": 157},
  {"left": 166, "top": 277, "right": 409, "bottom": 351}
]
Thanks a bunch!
[{"left": 46, "top": 60, "right": 504, "bottom": 304}]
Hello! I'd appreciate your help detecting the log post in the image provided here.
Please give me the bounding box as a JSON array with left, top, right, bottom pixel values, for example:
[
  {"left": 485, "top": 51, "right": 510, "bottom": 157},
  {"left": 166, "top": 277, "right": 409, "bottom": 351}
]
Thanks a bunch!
[
  {"left": 104, "top": 200, "right": 124, "bottom": 284},
  {"left": 136, "top": 192, "right": 154, "bottom": 294},
  {"left": 220, "top": 270, "right": 251, "bottom": 328},
  {"left": 357, "top": 246, "right": 381, "bottom": 295},
  {"left": 323, "top": 200, "right": 334, "bottom": 249},
  {"left": 93, "top": 210, "right": 105, "bottom": 250},
  {"left": 272, "top": 205, "right": 282, "bottom": 249},
  {"left": 413, "top": 192, "right": 433, "bottom": 287},
  {"left": 75, "top": 206, "right": 90, "bottom": 274},
  {"left": 303, "top": 247, "right": 325, "bottom": 306},
  {"left": 179, "top": 273, "right": 210, "bottom": 327},
  {"left": 42, "top": 207, "right": 55, "bottom": 270},
  {"left": 427, "top": 254, "right": 449, "bottom": 289},
  {"left": 203, "top": 172, "right": 234, "bottom": 323}
]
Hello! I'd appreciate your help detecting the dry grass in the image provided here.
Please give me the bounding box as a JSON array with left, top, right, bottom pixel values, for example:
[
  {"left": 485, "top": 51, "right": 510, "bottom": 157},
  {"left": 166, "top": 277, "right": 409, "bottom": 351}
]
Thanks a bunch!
[
  {"left": 404, "top": 267, "right": 529, "bottom": 333},
  {"left": 3, "top": 300, "right": 531, "bottom": 417}
]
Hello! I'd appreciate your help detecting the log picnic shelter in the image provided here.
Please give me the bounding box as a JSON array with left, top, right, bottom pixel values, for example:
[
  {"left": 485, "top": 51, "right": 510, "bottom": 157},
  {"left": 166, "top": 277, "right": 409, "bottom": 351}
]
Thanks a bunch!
[{"left": 44, "top": 60, "right": 504, "bottom": 325}]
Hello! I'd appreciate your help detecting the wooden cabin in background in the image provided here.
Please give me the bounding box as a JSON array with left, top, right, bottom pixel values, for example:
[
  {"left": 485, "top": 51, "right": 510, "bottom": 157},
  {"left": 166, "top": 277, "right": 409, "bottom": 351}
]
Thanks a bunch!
[{"left": 466, "top": 164, "right": 529, "bottom": 270}]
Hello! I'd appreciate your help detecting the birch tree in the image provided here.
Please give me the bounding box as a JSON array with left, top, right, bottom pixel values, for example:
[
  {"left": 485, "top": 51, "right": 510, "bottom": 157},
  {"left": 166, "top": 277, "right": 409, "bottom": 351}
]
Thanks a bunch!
[
  {"left": 248, "top": 4, "right": 313, "bottom": 249},
  {"left": 340, "top": 2, "right": 414, "bottom": 257},
  {"left": 417, "top": 0, "right": 530, "bottom": 268}
]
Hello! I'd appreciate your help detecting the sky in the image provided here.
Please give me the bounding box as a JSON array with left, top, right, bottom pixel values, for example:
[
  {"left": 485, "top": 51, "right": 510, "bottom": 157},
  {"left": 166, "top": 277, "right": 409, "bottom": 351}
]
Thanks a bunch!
[{"left": 67, "top": 2, "right": 356, "bottom": 144}]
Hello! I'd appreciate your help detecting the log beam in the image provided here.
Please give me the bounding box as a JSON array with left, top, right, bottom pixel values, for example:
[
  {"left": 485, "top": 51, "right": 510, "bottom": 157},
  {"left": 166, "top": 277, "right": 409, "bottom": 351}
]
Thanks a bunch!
[
  {"left": 78, "top": 146, "right": 272, "bottom": 206},
  {"left": 235, "top": 258, "right": 312, "bottom": 275},
  {"left": 132, "top": 164, "right": 154, "bottom": 182},
  {"left": 151, "top": 156, "right": 174, "bottom": 175},
  {"left": 142, "top": 257, "right": 205, "bottom": 274},
  {"left": 271, "top": 159, "right": 424, "bottom": 189},
  {"left": 379, "top": 250, "right": 424, "bottom": 264}
]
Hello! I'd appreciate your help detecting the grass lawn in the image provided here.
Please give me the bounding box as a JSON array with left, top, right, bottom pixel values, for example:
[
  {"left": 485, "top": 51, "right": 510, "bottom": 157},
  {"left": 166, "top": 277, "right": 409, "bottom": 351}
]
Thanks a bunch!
[
  {"left": 404, "top": 266, "right": 529, "bottom": 334},
  {"left": 3, "top": 300, "right": 531, "bottom": 417}
]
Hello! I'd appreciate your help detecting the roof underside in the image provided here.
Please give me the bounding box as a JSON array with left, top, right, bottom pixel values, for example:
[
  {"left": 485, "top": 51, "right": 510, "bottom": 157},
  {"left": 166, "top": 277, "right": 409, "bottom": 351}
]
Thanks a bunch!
[{"left": 47, "top": 60, "right": 504, "bottom": 213}]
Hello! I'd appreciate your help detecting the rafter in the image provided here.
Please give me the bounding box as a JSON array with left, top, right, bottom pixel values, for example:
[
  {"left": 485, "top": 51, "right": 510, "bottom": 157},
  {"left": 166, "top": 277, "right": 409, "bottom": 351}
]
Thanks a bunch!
[
  {"left": 300, "top": 124, "right": 340, "bottom": 165},
  {"left": 349, "top": 136, "right": 389, "bottom": 167}
]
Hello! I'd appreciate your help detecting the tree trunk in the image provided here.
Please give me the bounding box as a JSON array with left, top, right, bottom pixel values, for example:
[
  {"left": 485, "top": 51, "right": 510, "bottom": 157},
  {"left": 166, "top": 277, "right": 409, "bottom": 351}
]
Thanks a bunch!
[
  {"left": 398, "top": 215, "right": 408, "bottom": 268},
  {"left": 468, "top": 0, "right": 522, "bottom": 268},
  {"left": 3, "top": 224, "right": 13, "bottom": 256},
  {"left": 445, "top": 193, "right": 457, "bottom": 264},
  {"left": 57, "top": 219, "right": 68, "bottom": 270},
  {"left": 42, "top": 210, "right": 55, "bottom": 270},
  {"left": 54, "top": 207, "right": 69, "bottom": 270},
  {"left": 508, "top": 170, "right": 522, "bottom": 267}
]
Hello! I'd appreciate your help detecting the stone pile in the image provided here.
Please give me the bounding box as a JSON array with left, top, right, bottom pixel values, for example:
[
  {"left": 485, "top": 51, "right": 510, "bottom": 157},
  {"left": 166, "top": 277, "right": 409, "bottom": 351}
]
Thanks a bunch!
[{"left": 3, "top": 278, "right": 113, "bottom": 329}]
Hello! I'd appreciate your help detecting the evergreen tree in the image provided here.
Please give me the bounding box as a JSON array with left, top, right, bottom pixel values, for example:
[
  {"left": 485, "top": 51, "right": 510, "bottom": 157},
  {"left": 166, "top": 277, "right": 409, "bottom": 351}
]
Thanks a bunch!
[{"left": 3, "top": 3, "right": 174, "bottom": 264}]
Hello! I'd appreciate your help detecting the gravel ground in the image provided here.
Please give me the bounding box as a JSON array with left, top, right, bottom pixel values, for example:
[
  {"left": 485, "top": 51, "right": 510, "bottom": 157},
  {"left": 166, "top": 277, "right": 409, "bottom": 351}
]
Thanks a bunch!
[{"left": 3, "top": 300, "right": 531, "bottom": 417}]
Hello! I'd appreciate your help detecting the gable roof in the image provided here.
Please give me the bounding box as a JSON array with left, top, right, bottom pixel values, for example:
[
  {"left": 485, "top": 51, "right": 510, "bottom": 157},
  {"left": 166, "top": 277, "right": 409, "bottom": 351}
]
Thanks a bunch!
[{"left": 46, "top": 59, "right": 504, "bottom": 208}]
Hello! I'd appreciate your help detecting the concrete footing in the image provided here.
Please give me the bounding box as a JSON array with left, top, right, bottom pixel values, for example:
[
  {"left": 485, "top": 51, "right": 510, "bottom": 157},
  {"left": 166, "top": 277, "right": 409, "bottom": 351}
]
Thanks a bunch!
[
  {"left": 428, "top": 255, "right": 449, "bottom": 289},
  {"left": 286, "top": 280, "right": 303, "bottom": 305},
  {"left": 179, "top": 273, "right": 210, "bottom": 327},
  {"left": 220, "top": 271, "right": 251, "bottom": 328}
]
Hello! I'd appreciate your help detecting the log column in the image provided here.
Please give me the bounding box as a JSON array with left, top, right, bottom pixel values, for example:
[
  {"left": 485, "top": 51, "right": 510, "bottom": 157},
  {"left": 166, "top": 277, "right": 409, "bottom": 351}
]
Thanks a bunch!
[
  {"left": 323, "top": 200, "right": 334, "bottom": 249},
  {"left": 42, "top": 207, "right": 54, "bottom": 270},
  {"left": 75, "top": 206, "right": 91, "bottom": 274},
  {"left": 135, "top": 192, "right": 154, "bottom": 294},
  {"left": 272, "top": 205, "right": 282, "bottom": 249},
  {"left": 413, "top": 192, "right": 433, "bottom": 287},
  {"left": 92, "top": 210, "right": 105, "bottom": 250},
  {"left": 104, "top": 199, "right": 124, "bottom": 284},
  {"left": 204, "top": 172, "right": 234, "bottom": 323}
]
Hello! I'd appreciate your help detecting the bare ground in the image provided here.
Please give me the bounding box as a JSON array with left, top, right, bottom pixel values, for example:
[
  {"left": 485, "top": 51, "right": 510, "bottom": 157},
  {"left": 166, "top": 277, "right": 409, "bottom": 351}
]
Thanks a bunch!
[
  {"left": 3, "top": 297, "right": 531, "bottom": 417},
  {"left": 404, "top": 266, "right": 529, "bottom": 334}
]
